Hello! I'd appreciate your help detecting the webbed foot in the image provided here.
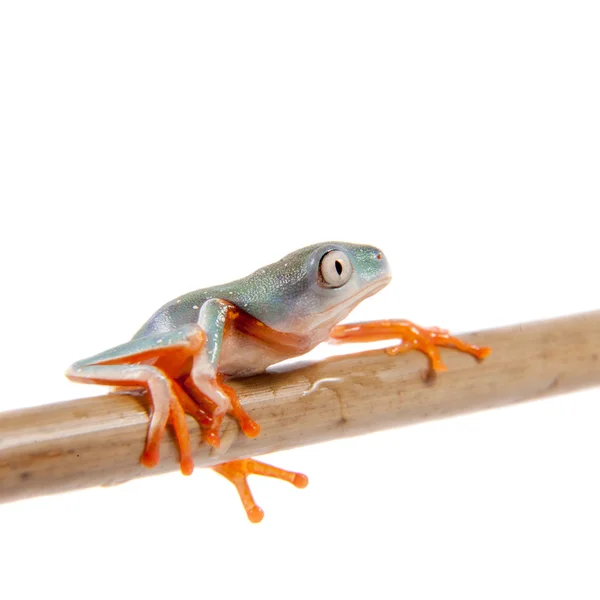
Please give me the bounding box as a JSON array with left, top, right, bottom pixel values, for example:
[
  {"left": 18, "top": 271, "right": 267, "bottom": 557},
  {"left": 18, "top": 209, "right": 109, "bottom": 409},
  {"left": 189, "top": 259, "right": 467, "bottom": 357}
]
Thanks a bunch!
[
  {"left": 213, "top": 459, "right": 309, "bottom": 523},
  {"left": 330, "top": 319, "right": 491, "bottom": 372}
]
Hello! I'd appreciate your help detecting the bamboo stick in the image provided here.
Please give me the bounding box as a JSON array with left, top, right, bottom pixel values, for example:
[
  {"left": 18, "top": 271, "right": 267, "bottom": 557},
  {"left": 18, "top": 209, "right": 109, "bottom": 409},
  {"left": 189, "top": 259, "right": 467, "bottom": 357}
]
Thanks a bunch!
[{"left": 1, "top": 311, "right": 599, "bottom": 503}]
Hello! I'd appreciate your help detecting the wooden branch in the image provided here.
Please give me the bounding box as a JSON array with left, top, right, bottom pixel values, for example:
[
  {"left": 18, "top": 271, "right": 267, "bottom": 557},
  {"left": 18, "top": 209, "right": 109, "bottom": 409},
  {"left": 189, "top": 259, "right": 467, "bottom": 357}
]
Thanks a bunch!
[{"left": 1, "top": 311, "right": 599, "bottom": 503}]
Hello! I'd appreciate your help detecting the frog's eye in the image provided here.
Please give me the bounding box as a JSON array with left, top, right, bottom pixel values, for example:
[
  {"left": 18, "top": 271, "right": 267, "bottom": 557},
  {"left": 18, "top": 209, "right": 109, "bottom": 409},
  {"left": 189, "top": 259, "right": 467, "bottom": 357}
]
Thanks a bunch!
[{"left": 319, "top": 250, "right": 353, "bottom": 288}]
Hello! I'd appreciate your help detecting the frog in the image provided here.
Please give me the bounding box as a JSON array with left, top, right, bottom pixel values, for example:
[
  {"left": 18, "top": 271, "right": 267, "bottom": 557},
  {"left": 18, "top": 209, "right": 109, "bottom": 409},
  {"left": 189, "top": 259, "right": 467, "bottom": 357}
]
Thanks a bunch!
[{"left": 66, "top": 241, "right": 490, "bottom": 522}]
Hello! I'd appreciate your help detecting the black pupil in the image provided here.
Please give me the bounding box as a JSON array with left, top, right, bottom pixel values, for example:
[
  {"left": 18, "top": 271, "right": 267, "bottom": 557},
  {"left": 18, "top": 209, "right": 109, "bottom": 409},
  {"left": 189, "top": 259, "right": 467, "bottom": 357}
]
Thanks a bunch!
[{"left": 334, "top": 260, "right": 343, "bottom": 276}]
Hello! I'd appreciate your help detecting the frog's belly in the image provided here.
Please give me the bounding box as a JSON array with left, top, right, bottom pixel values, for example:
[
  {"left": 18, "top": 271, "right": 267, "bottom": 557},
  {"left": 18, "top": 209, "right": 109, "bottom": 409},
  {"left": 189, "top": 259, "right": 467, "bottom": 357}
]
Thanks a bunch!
[{"left": 218, "top": 328, "right": 312, "bottom": 378}]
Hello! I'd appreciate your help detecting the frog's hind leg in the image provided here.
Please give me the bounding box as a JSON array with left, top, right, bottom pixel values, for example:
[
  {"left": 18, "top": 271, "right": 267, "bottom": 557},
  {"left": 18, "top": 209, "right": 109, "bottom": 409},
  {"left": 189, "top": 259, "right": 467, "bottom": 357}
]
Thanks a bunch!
[
  {"left": 66, "top": 325, "right": 206, "bottom": 474},
  {"left": 67, "top": 362, "right": 191, "bottom": 471},
  {"left": 213, "top": 459, "right": 309, "bottom": 523}
]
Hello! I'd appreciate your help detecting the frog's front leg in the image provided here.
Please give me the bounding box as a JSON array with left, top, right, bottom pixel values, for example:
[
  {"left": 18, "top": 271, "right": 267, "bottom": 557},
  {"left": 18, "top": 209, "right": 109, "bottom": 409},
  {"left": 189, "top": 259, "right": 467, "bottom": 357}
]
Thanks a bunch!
[
  {"left": 66, "top": 325, "right": 207, "bottom": 475},
  {"left": 184, "top": 298, "right": 260, "bottom": 447},
  {"left": 330, "top": 319, "right": 491, "bottom": 372}
]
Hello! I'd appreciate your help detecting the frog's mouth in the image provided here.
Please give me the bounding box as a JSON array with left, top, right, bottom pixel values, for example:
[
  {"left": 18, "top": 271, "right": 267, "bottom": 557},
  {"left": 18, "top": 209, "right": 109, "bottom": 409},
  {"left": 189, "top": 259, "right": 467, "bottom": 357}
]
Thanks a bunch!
[{"left": 314, "top": 275, "right": 392, "bottom": 329}]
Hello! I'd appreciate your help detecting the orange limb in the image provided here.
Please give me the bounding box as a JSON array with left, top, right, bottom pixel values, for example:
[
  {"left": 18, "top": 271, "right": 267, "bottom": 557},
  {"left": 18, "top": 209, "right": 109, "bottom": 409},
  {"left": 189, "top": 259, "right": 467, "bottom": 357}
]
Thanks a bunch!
[
  {"left": 217, "top": 375, "right": 261, "bottom": 438},
  {"left": 75, "top": 370, "right": 192, "bottom": 475},
  {"left": 167, "top": 380, "right": 212, "bottom": 476},
  {"left": 180, "top": 376, "right": 221, "bottom": 447},
  {"left": 133, "top": 376, "right": 188, "bottom": 473},
  {"left": 146, "top": 388, "right": 194, "bottom": 476},
  {"left": 213, "top": 458, "right": 309, "bottom": 523},
  {"left": 139, "top": 378, "right": 211, "bottom": 476},
  {"left": 79, "top": 330, "right": 209, "bottom": 475},
  {"left": 185, "top": 303, "right": 307, "bottom": 445},
  {"left": 172, "top": 379, "right": 213, "bottom": 429},
  {"left": 330, "top": 319, "right": 491, "bottom": 372},
  {"left": 182, "top": 374, "right": 261, "bottom": 448}
]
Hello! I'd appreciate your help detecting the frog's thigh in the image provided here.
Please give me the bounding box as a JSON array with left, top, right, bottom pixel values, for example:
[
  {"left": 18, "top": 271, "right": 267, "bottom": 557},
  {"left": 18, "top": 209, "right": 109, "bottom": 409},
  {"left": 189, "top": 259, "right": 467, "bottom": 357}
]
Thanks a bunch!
[{"left": 67, "top": 324, "right": 205, "bottom": 372}]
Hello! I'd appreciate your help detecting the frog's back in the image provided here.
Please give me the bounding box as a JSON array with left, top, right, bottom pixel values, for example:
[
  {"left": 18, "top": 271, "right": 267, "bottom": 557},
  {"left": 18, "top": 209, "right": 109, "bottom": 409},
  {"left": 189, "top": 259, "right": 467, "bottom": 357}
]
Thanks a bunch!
[
  {"left": 131, "top": 274, "right": 272, "bottom": 339},
  {"left": 132, "top": 287, "right": 224, "bottom": 339},
  {"left": 131, "top": 241, "right": 369, "bottom": 341},
  {"left": 132, "top": 243, "right": 323, "bottom": 340}
]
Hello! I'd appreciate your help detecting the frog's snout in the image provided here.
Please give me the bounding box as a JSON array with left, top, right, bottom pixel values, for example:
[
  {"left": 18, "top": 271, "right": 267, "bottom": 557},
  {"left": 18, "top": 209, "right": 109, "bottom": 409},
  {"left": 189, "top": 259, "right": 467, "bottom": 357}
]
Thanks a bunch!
[{"left": 373, "top": 248, "right": 392, "bottom": 282}]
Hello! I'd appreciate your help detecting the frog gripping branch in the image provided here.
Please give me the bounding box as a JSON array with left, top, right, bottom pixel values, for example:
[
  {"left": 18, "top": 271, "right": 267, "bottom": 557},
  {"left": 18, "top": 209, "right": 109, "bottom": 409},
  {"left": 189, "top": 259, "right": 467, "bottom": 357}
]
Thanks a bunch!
[{"left": 66, "top": 242, "right": 490, "bottom": 522}]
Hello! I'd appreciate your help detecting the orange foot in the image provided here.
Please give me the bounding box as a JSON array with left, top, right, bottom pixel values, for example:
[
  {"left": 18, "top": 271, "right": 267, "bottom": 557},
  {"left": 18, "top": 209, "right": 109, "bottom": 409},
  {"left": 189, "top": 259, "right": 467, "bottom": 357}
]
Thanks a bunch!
[
  {"left": 182, "top": 375, "right": 260, "bottom": 450},
  {"left": 140, "top": 379, "right": 213, "bottom": 476},
  {"left": 213, "top": 458, "right": 309, "bottom": 523},
  {"left": 330, "top": 319, "right": 491, "bottom": 372}
]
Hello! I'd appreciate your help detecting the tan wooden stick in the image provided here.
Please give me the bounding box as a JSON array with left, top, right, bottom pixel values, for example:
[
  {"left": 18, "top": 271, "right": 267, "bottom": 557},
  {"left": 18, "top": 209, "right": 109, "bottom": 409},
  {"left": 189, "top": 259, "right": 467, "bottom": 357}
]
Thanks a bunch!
[{"left": 1, "top": 311, "right": 599, "bottom": 503}]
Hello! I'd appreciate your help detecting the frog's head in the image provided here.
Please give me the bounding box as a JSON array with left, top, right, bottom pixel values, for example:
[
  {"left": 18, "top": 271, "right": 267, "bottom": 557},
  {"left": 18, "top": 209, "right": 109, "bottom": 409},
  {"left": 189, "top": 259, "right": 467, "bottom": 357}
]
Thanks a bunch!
[{"left": 245, "top": 241, "right": 391, "bottom": 338}]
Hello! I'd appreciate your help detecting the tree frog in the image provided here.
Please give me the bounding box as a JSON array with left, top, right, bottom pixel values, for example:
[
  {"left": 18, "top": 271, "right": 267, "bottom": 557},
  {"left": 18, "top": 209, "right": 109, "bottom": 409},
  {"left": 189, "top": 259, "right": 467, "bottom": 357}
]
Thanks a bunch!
[{"left": 67, "top": 242, "right": 490, "bottom": 522}]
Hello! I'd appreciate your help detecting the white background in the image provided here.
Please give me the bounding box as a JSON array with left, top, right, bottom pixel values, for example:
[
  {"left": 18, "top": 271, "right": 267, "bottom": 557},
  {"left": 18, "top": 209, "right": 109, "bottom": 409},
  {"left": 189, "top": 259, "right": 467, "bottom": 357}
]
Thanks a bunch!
[{"left": 1, "top": 2, "right": 599, "bottom": 599}]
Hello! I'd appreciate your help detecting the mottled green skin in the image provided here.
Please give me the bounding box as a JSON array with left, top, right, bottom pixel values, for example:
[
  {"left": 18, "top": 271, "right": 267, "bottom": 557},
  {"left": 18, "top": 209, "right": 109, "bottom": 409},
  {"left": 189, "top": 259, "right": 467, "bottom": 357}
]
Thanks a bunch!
[
  {"left": 70, "top": 242, "right": 391, "bottom": 376},
  {"left": 133, "top": 242, "right": 390, "bottom": 338}
]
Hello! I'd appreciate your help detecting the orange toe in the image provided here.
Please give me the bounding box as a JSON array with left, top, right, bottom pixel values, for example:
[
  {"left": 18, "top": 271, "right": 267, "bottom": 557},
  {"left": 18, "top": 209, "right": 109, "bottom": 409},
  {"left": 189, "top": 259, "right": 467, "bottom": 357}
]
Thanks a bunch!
[
  {"left": 141, "top": 447, "right": 160, "bottom": 469},
  {"left": 180, "top": 456, "right": 194, "bottom": 476},
  {"left": 247, "top": 506, "right": 265, "bottom": 524}
]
